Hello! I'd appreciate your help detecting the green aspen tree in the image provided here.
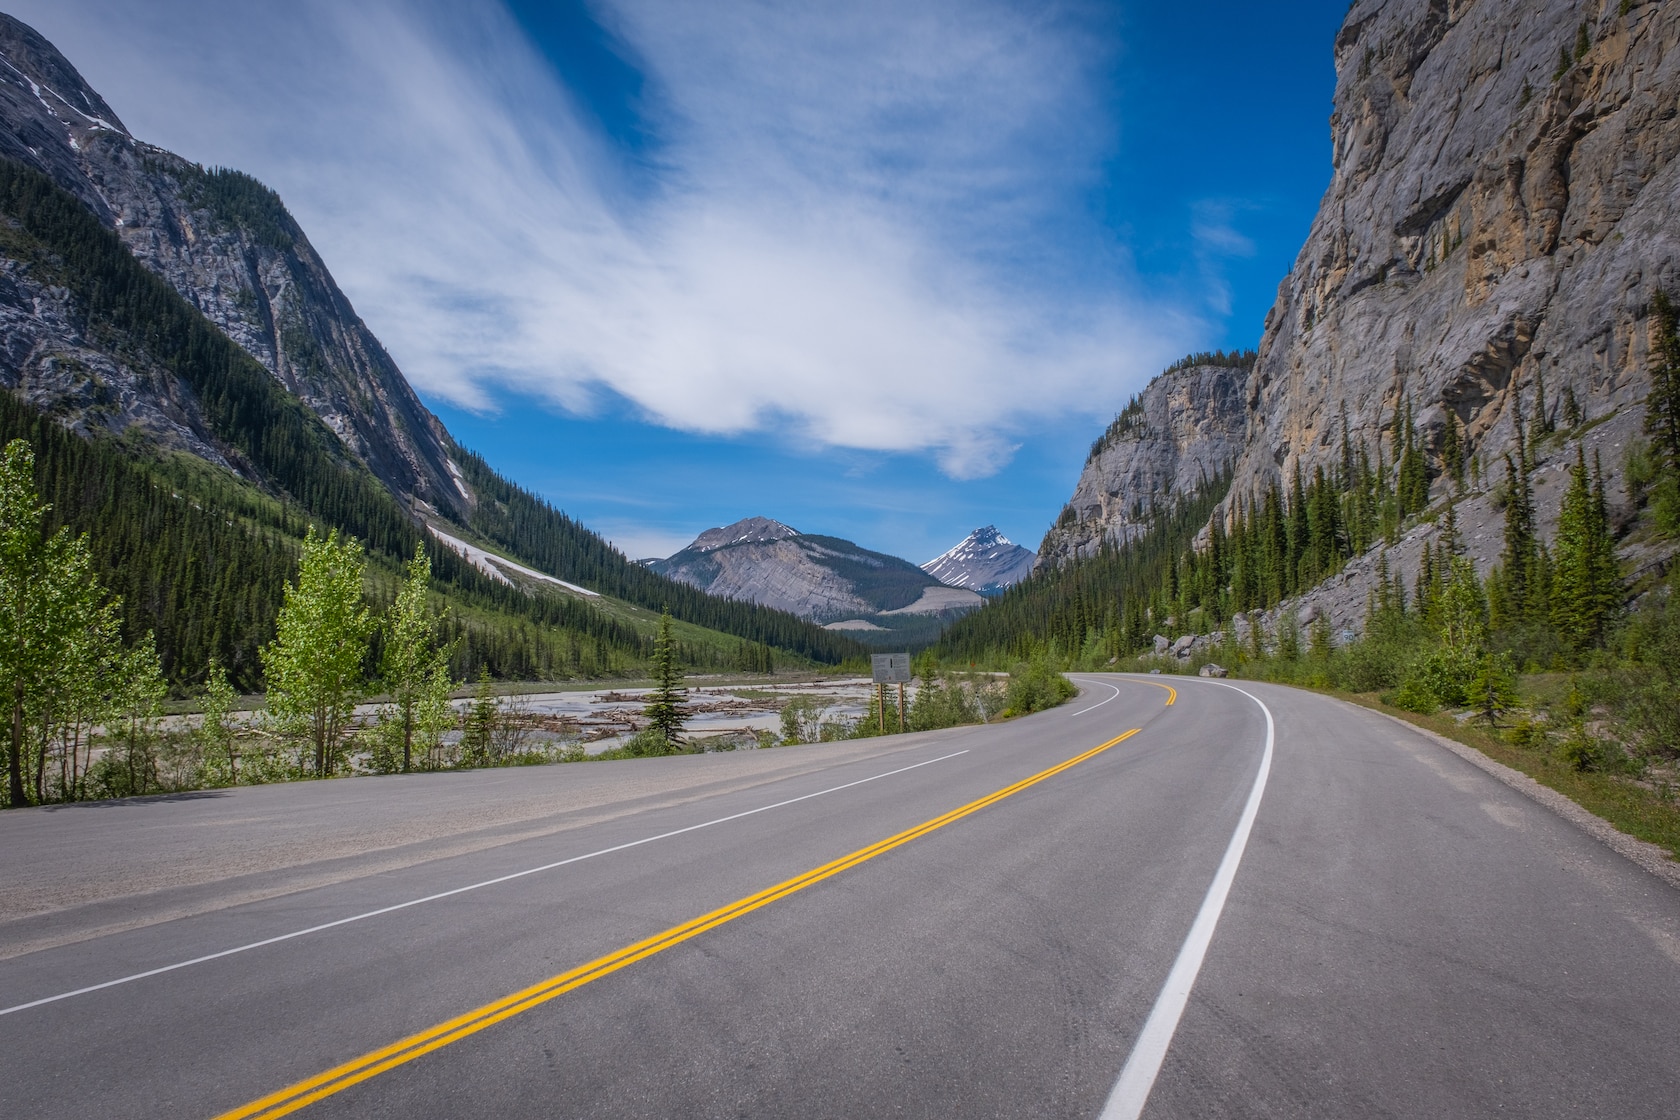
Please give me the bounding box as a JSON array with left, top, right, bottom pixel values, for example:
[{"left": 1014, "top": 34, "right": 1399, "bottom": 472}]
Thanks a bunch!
[
  {"left": 378, "top": 545, "right": 456, "bottom": 772},
  {"left": 0, "top": 439, "right": 117, "bottom": 808},
  {"left": 198, "top": 659, "right": 240, "bottom": 786},
  {"left": 261, "top": 527, "right": 373, "bottom": 777}
]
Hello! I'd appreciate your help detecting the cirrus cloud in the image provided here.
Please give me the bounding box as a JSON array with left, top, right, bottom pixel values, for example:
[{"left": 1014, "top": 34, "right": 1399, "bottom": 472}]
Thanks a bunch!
[{"left": 9, "top": 0, "right": 1198, "bottom": 477}]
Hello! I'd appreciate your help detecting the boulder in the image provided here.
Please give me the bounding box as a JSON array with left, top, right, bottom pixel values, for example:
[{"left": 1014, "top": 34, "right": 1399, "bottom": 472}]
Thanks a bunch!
[
  {"left": 1170, "top": 634, "right": 1196, "bottom": 658},
  {"left": 1152, "top": 634, "right": 1170, "bottom": 654},
  {"left": 1198, "top": 663, "right": 1229, "bottom": 678}
]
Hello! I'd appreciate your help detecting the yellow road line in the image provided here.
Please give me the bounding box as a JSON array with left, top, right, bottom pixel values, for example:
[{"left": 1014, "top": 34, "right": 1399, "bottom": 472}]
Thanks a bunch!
[
  {"left": 1127, "top": 677, "right": 1176, "bottom": 705},
  {"left": 214, "top": 728, "right": 1143, "bottom": 1120}
]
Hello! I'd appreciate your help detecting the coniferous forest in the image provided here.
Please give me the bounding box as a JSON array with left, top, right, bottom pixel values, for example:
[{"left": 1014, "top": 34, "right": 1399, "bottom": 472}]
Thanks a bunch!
[{"left": 0, "top": 157, "right": 857, "bottom": 694}]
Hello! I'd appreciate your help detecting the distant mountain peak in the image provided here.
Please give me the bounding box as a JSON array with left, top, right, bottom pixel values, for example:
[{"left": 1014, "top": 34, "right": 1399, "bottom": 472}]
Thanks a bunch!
[
  {"left": 689, "top": 516, "right": 800, "bottom": 553},
  {"left": 923, "top": 526, "right": 1035, "bottom": 595}
]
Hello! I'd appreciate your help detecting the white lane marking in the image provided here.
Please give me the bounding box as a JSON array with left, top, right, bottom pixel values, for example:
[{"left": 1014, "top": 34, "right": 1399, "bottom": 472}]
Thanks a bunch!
[
  {"left": 1, "top": 748, "right": 970, "bottom": 1018},
  {"left": 1098, "top": 678, "right": 1274, "bottom": 1120},
  {"left": 1070, "top": 677, "right": 1123, "bottom": 716}
]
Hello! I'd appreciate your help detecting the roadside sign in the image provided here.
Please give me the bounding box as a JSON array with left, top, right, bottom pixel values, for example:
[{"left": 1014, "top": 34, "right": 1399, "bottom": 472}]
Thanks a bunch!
[{"left": 871, "top": 652, "right": 911, "bottom": 684}]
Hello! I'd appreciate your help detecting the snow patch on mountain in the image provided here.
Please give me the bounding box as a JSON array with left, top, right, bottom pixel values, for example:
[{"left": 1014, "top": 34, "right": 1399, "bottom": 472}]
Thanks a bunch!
[{"left": 922, "top": 526, "right": 1035, "bottom": 595}]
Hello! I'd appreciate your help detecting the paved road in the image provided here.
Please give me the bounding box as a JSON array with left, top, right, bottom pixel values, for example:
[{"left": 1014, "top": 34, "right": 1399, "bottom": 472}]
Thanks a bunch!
[{"left": 2, "top": 675, "right": 1677, "bottom": 1118}]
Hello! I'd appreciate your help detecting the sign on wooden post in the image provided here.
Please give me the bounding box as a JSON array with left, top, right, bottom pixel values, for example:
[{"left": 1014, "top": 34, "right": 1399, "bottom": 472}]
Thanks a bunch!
[{"left": 870, "top": 653, "right": 911, "bottom": 683}]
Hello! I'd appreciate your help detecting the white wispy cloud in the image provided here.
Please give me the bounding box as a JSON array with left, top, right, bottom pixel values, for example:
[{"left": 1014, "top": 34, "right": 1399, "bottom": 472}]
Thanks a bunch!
[{"left": 11, "top": 0, "right": 1197, "bottom": 477}]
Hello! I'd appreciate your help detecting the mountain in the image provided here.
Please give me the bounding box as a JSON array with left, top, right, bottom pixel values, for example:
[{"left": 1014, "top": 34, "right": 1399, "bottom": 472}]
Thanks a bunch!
[
  {"left": 922, "top": 526, "right": 1036, "bottom": 595},
  {"left": 0, "top": 13, "right": 858, "bottom": 680},
  {"left": 1037, "top": 354, "right": 1252, "bottom": 568},
  {"left": 0, "top": 14, "right": 460, "bottom": 515},
  {"left": 1033, "top": 0, "right": 1680, "bottom": 637},
  {"left": 652, "top": 517, "right": 984, "bottom": 626}
]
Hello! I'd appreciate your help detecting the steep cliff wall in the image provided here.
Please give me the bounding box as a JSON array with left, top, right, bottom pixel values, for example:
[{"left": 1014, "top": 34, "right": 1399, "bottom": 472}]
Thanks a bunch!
[
  {"left": 1038, "top": 361, "right": 1250, "bottom": 566},
  {"left": 1238, "top": 0, "right": 1678, "bottom": 509},
  {"left": 0, "top": 14, "right": 464, "bottom": 516},
  {"left": 1045, "top": 0, "right": 1680, "bottom": 634}
]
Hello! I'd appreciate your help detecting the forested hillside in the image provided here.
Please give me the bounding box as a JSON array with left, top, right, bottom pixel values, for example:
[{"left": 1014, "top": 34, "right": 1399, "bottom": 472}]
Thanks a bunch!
[{"left": 0, "top": 157, "right": 855, "bottom": 684}]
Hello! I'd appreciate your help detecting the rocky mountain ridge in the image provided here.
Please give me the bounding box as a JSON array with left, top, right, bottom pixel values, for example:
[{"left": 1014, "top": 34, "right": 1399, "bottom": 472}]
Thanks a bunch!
[
  {"left": 0, "top": 13, "right": 463, "bottom": 516},
  {"left": 653, "top": 517, "right": 983, "bottom": 625},
  {"left": 1041, "top": 0, "right": 1680, "bottom": 636},
  {"left": 923, "top": 526, "right": 1036, "bottom": 595}
]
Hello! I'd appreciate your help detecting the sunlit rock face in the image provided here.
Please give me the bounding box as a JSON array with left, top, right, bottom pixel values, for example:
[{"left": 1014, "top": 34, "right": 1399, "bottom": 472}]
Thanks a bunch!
[
  {"left": 1234, "top": 0, "right": 1677, "bottom": 506},
  {"left": 0, "top": 13, "right": 464, "bottom": 516},
  {"left": 1041, "top": 0, "right": 1680, "bottom": 630}
]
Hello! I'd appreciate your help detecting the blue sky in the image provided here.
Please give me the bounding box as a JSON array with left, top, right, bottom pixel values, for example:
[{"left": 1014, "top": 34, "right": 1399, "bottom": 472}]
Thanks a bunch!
[{"left": 18, "top": 0, "right": 1350, "bottom": 562}]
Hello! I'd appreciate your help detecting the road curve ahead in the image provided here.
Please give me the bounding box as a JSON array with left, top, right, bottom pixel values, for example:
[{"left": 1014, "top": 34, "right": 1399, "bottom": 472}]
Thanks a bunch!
[{"left": 2, "top": 675, "right": 1678, "bottom": 1118}]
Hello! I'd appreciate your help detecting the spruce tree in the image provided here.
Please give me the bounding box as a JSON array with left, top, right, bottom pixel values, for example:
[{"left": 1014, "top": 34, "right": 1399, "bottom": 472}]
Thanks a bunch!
[
  {"left": 1553, "top": 447, "right": 1619, "bottom": 651},
  {"left": 643, "top": 608, "right": 688, "bottom": 747},
  {"left": 1647, "top": 290, "right": 1680, "bottom": 471},
  {"left": 1441, "top": 407, "right": 1463, "bottom": 489},
  {"left": 1497, "top": 453, "right": 1538, "bottom": 626}
]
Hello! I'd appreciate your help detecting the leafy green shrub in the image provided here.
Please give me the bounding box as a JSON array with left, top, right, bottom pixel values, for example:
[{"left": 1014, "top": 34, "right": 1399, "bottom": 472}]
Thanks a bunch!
[
  {"left": 1004, "top": 656, "right": 1076, "bottom": 716},
  {"left": 1388, "top": 646, "right": 1478, "bottom": 712},
  {"left": 1557, "top": 727, "right": 1605, "bottom": 772},
  {"left": 1336, "top": 637, "right": 1407, "bottom": 692},
  {"left": 623, "top": 728, "right": 677, "bottom": 757}
]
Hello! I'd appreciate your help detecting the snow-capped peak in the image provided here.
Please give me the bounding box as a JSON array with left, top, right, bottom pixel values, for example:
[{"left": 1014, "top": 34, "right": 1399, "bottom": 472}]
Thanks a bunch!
[{"left": 922, "top": 526, "right": 1036, "bottom": 595}]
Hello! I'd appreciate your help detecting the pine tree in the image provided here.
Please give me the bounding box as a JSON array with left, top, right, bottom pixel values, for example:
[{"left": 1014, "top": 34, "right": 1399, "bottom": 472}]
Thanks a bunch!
[
  {"left": 1533, "top": 368, "right": 1554, "bottom": 435},
  {"left": 1552, "top": 447, "right": 1620, "bottom": 652},
  {"left": 1647, "top": 290, "right": 1680, "bottom": 471},
  {"left": 261, "top": 527, "right": 373, "bottom": 776},
  {"left": 1496, "top": 453, "right": 1538, "bottom": 626},
  {"left": 643, "top": 609, "right": 688, "bottom": 746},
  {"left": 460, "top": 668, "right": 497, "bottom": 766},
  {"left": 1441, "top": 407, "right": 1464, "bottom": 489}
]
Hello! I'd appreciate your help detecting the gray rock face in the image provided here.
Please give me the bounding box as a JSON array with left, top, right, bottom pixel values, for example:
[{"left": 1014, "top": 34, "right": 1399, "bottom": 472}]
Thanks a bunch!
[
  {"left": 1045, "top": 0, "right": 1680, "bottom": 622},
  {"left": 1229, "top": 0, "right": 1680, "bottom": 513},
  {"left": 0, "top": 13, "right": 465, "bottom": 515},
  {"left": 1039, "top": 362, "right": 1250, "bottom": 567},
  {"left": 922, "top": 526, "right": 1036, "bottom": 594},
  {"left": 652, "top": 517, "right": 977, "bottom": 623}
]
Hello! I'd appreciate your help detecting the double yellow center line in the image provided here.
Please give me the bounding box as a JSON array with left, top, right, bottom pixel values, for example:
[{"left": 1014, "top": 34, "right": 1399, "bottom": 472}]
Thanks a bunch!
[{"left": 217, "top": 727, "right": 1142, "bottom": 1119}]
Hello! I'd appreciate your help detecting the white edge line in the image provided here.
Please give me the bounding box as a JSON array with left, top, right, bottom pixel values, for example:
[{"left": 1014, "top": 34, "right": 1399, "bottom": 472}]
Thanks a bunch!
[
  {"left": 1098, "top": 678, "right": 1275, "bottom": 1120},
  {"left": 1, "top": 748, "right": 970, "bottom": 1018},
  {"left": 1070, "top": 677, "right": 1123, "bottom": 716}
]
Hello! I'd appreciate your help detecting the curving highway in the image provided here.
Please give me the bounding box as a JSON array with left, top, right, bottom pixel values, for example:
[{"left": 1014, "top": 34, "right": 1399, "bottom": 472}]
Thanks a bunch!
[{"left": 2, "top": 675, "right": 1678, "bottom": 1118}]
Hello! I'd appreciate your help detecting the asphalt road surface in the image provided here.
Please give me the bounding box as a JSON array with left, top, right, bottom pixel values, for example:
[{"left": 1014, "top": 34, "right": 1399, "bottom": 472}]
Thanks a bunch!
[{"left": 2, "top": 675, "right": 1678, "bottom": 1119}]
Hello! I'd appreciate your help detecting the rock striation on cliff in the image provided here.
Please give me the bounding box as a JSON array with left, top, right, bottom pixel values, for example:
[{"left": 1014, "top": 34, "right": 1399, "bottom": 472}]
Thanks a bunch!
[
  {"left": 1043, "top": 0, "right": 1680, "bottom": 633},
  {"left": 0, "top": 13, "right": 464, "bottom": 516}
]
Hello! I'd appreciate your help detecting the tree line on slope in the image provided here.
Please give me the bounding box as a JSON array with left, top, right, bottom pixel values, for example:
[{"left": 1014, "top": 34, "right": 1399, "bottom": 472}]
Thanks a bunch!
[
  {"left": 0, "top": 155, "right": 855, "bottom": 682},
  {"left": 452, "top": 447, "right": 858, "bottom": 664}
]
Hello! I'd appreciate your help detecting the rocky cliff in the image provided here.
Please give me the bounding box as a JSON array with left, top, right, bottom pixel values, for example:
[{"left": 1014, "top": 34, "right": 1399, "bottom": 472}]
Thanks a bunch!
[
  {"left": 1236, "top": 0, "right": 1678, "bottom": 510},
  {"left": 0, "top": 13, "right": 464, "bottom": 516},
  {"left": 1044, "top": 0, "right": 1680, "bottom": 633},
  {"left": 1038, "top": 359, "right": 1251, "bottom": 566}
]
